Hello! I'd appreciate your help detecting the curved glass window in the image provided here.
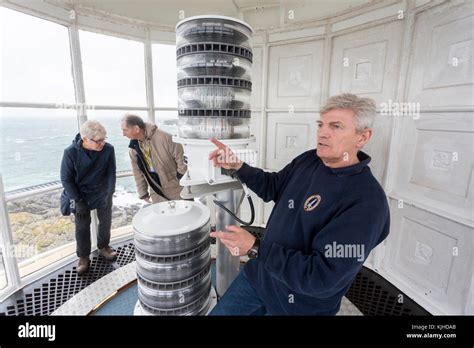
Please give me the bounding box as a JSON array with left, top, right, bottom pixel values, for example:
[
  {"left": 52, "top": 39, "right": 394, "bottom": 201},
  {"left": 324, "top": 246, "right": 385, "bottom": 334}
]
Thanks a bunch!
[
  {"left": 0, "top": 7, "right": 74, "bottom": 104},
  {"left": 152, "top": 43, "right": 178, "bottom": 108}
]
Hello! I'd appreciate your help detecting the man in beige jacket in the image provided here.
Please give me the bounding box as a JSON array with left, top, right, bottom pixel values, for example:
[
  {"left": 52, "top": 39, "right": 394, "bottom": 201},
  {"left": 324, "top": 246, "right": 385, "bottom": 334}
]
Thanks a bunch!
[{"left": 121, "top": 114, "right": 187, "bottom": 203}]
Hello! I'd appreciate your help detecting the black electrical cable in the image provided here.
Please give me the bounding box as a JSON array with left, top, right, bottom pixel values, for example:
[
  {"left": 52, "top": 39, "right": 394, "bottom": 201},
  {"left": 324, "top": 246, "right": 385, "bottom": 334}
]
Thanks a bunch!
[
  {"left": 213, "top": 190, "right": 255, "bottom": 226},
  {"left": 213, "top": 176, "right": 255, "bottom": 226}
]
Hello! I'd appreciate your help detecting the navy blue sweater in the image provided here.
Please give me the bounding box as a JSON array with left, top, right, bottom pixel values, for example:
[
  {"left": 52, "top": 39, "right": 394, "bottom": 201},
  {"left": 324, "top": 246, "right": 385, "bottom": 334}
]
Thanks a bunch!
[
  {"left": 60, "top": 133, "right": 116, "bottom": 210},
  {"left": 237, "top": 149, "right": 390, "bottom": 315}
]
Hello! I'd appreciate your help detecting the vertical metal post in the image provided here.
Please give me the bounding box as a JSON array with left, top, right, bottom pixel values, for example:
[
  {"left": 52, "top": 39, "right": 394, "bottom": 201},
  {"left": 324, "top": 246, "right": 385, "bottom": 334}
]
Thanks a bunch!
[
  {"left": 257, "top": 32, "right": 269, "bottom": 226},
  {"left": 69, "top": 20, "right": 100, "bottom": 251},
  {"left": 68, "top": 21, "right": 87, "bottom": 129},
  {"left": 0, "top": 175, "right": 21, "bottom": 290},
  {"left": 144, "top": 30, "right": 156, "bottom": 124},
  {"left": 214, "top": 190, "right": 240, "bottom": 297}
]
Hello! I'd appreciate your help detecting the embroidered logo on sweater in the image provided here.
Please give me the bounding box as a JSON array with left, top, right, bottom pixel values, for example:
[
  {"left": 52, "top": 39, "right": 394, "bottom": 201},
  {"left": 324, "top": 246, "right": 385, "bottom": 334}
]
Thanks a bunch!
[{"left": 304, "top": 194, "right": 321, "bottom": 211}]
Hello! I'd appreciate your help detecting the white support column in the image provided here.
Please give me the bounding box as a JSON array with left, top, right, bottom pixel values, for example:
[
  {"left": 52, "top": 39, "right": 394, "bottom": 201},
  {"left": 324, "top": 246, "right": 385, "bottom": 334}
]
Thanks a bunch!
[
  {"left": 144, "top": 29, "right": 156, "bottom": 124},
  {"left": 257, "top": 32, "right": 269, "bottom": 225},
  {"left": 68, "top": 18, "right": 87, "bottom": 129},
  {"left": 68, "top": 17, "right": 100, "bottom": 252},
  {"left": 0, "top": 176, "right": 21, "bottom": 292},
  {"left": 320, "top": 21, "right": 333, "bottom": 104},
  {"left": 214, "top": 190, "right": 240, "bottom": 297}
]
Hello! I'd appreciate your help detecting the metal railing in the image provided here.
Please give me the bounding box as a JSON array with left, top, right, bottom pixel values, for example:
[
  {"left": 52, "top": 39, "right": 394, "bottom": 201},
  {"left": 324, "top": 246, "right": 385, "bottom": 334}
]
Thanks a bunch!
[
  {"left": 0, "top": 170, "right": 134, "bottom": 301},
  {"left": 4, "top": 170, "right": 133, "bottom": 202}
]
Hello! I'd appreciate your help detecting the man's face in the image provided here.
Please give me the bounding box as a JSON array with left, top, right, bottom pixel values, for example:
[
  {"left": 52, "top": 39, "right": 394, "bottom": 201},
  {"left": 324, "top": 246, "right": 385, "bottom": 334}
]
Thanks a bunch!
[
  {"left": 83, "top": 137, "right": 105, "bottom": 151},
  {"left": 121, "top": 121, "right": 139, "bottom": 140},
  {"left": 316, "top": 108, "right": 370, "bottom": 166}
]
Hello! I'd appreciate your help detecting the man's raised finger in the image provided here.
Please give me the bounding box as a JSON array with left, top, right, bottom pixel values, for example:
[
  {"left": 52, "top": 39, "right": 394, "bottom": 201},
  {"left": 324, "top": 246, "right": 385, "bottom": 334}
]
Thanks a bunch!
[{"left": 210, "top": 137, "right": 226, "bottom": 149}]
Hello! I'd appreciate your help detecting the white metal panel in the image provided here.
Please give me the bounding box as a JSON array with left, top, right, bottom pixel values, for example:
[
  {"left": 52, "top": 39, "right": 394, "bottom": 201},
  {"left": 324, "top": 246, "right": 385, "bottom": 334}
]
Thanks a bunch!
[
  {"left": 242, "top": 5, "right": 280, "bottom": 30},
  {"left": 382, "top": 199, "right": 473, "bottom": 314},
  {"left": 282, "top": 0, "right": 372, "bottom": 25},
  {"left": 265, "top": 113, "right": 317, "bottom": 170},
  {"left": 267, "top": 40, "right": 325, "bottom": 110},
  {"left": 251, "top": 33, "right": 265, "bottom": 45},
  {"left": 392, "top": 112, "right": 474, "bottom": 224},
  {"left": 268, "top": 26, "right": 325, "bottom": 43},
  {"left": 329, "top": 20, "right": 404, "bottom": 104},
  {"left": 362, "top": 114, "right": 393, "bottom": 186},
  {"left": 415, "top": 0, "right": 432, "bottom": 7},
  {"left": 331, "top": 1, "right": 406, "bottom": 32},
  {"left": 380, "top": 0, "right": 474, "bottom": 315},
  {"left": 329, "top": 20, "right": 404, "bottom": 185},
  {"left": 407, "top": 1, "right": 474, "bottom": 109}
]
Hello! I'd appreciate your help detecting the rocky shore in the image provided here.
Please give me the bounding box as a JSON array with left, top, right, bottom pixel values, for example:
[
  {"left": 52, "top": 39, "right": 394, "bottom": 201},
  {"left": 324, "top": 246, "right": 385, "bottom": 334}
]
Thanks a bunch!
[{"left": 7, "top": 188, "right": 143, "bottom": 260}]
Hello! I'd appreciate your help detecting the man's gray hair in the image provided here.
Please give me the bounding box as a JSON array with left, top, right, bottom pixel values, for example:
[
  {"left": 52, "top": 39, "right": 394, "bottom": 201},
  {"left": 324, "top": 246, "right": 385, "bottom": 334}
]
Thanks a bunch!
[
  {"left": 122, "top": 113, "right": 146, "bottom": 130},
  {"left": 80, "top": 120, "right": 106, "bottom": 140},
  {"left": 320, "top": 93, "right": 376, "bottom": 132}
]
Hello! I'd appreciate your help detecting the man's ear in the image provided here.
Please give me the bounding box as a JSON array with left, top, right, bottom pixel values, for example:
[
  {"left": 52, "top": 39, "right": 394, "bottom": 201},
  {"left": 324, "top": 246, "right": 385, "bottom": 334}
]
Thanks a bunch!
[{"left": 356, "top": 128, "right": 372, "bottom": 149}]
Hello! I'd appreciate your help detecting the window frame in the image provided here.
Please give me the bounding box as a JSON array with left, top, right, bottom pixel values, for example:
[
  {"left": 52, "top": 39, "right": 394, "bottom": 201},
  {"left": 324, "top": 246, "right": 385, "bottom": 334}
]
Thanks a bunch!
[{"left": 0, "top": 4, "right": 178, "bottom": 300}]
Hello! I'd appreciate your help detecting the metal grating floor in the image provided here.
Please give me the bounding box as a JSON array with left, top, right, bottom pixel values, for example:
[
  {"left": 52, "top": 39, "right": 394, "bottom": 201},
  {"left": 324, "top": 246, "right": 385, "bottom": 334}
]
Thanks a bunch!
[
  {"left": 0, "top": 240, "right": 136, "bottom": 316},
  {"left": 0, "top": 226, "right": 430, "bottom": 316},
  {"left": 346, "top": 266, "right": 430, "bottom": 315}
]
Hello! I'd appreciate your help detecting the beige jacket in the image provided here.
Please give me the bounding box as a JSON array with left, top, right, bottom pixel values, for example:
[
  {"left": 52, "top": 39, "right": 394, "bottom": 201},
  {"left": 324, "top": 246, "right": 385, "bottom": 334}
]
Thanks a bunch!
[{"left": 129, "top": 123, "right": 187, "bottom": 203}]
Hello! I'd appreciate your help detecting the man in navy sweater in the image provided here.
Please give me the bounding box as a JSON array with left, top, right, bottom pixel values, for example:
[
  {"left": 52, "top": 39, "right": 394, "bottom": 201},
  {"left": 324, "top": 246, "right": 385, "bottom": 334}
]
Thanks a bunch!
[{"left": 209, "top": 93, "right": 390, "bottom": 315}]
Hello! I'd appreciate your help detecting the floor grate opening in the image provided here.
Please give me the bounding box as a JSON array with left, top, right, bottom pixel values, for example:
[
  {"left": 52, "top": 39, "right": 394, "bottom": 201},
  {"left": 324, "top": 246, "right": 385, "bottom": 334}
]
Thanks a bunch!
[{"left": 0, "top": 240, "right": 136, "bottom": 316}]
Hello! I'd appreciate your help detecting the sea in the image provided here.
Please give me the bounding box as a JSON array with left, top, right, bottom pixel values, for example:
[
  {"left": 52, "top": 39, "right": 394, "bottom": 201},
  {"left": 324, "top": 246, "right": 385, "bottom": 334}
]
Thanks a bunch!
[{"left": 0, "top": 114, "right": 177, "bottom": 205}]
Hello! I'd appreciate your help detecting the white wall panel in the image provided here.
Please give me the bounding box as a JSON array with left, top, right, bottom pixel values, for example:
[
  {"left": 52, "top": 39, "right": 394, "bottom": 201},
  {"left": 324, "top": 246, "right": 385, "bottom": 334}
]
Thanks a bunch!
[
  {"left": 361, "top": 114, "right": 393, "bottom": 184},
  {"left": 331, "top": 2, "right": 406, "bottom": 32},
  {"left": 267, "top": 40, "right": 325, "bottom": 110},
  {"left": 265, "top": 113, "right": 317, "bottom": 170},
  {"left": 268, "top": 26, "right": 325, "bottom": 42},
  {"left": 329, "top": 20, "right": 403, "bottom": 105},
  {"left": 329, "top": 21, "right": 403, "bottom": 185},
  {"left": 392, "top": 112, "right": 474, "bottom": 222},
  {"left": 382, "top": 199, "right": 473, "bottom": 314},
  {"left": 407, "top": 1, "right": 474, "bottom": 108}
]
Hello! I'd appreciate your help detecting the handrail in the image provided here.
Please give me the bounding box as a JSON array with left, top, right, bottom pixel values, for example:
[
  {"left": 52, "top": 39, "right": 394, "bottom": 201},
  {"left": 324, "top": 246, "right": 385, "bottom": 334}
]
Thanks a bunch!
[
  {"left": 0, "top": 171, "right": 137, "bottom": 301},
  {"left": 5, "top": 170, "right": 134, "bottom": 202}
]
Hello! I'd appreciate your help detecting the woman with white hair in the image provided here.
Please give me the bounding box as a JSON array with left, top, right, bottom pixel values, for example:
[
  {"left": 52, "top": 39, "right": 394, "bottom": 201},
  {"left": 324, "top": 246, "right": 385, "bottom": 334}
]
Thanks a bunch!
[{"left": 60, "top": 120, "right": 117, "bottom": 275}]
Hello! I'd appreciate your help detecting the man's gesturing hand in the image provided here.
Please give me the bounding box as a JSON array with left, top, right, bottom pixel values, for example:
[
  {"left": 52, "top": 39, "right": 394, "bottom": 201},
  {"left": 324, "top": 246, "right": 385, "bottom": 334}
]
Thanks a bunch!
[
  {"left": 210, "top": 225, "right": 256, "bottom": 256},
  {"left": 208, "top": 137, "right": 243, "bottom": 171}
]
